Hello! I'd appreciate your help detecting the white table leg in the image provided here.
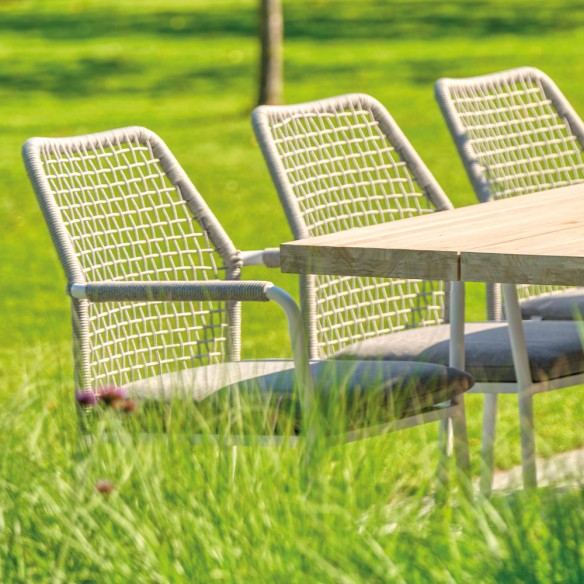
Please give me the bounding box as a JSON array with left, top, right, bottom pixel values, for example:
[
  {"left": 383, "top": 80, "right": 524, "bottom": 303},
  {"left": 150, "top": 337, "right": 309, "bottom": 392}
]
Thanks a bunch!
[
  {"left": 449, "top": 281, "right": 466, "bottom": 371},
  {"left": 502, "top": 283, "right": 537, "bottom": 489},
  {"left": 448, "top": 281, "right": 470, "bottom": 475},
  {"left": 439, "top": 280, "right": 465, "bottom": 455}
]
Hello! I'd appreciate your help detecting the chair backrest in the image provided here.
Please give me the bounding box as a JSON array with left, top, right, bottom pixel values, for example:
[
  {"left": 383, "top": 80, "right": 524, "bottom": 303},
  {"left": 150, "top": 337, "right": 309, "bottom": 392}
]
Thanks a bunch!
[
  {"left": 435, "top": 67, "right": 584, "bottom": 316},
  {"left": 23, "top": 127, "right": 242, "bottom": 391},
  {"left": 253, "top": 93, "right": 452, "bottom": 359}
]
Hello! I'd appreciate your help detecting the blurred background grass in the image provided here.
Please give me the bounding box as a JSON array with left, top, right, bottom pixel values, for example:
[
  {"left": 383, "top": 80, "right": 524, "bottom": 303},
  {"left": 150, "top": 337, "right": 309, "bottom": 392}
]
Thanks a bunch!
[{"left": 1, "top": 0, "right": 584, "bottom": 470}]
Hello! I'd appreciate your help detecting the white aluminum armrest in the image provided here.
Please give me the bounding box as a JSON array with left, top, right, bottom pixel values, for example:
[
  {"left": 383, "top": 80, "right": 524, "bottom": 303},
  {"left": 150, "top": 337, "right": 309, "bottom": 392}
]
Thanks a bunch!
[
  {"left": 241, "top": 248, "right": 281, "bottom": 268},
  {"left": 69, "top": 280, "right": 314, "bottom": 405}
]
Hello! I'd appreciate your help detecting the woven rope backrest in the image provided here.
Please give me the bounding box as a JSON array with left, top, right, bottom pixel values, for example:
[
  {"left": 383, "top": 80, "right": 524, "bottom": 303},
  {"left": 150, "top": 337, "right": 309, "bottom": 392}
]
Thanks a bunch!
[
  {"left": 436, "top": 67, "right": 584, "bottom": 305},
  {"left": 24, "top": 127, "right": 240, "bottom": 390},
  {"left": 253, "top": 94, "right": 451, "bottom": 358}
]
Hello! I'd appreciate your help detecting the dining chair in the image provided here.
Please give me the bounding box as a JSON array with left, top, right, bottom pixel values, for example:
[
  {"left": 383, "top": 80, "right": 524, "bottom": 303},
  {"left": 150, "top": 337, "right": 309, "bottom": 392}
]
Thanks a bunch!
[
  {"left": 22, "top": 126, "right": 474, "bottom": 479},
  {"left": 252, "top": 93, "right": 584, "bottom": 492},
  {"left": 435, "top": 66, "right": 584, "bottom": 322}
]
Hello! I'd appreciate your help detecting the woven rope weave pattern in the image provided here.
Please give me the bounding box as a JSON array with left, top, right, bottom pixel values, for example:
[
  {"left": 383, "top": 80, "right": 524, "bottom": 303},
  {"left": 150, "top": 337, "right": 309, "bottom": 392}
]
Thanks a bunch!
[
  {"left": 444, "top": 73, "right": 584, "bottom": 200},
  {"left": 83, "top": 281, "right": 271, "bottom": 303},
  {"left": 30, "top": 128, "right": 238, "bottom": 389},
  {"left": 255, "top": 95, "right": 446, "bottom": 358},
  {"left": 437, "top": 68, "right": 584, "bottom": 303}
]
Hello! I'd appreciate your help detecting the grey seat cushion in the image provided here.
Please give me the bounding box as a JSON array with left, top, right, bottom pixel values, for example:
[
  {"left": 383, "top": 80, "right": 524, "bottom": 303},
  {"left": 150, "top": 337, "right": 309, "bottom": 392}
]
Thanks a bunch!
[
  {"left": 125, "top": 359, "right": 473, "bottom": 433},
  {"left": 333, "top": 321, "right": 584, "bottom": 383},
  {"left": 125, "top": 359, "right": 297, "bottom": 402},
  {"left": 521, "top": 289, "right": 584, "bottom": 320}
]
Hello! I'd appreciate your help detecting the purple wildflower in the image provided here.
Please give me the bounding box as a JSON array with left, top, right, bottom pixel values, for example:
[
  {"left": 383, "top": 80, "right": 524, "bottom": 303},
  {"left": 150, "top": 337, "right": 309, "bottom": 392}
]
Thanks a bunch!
[
  {"left": 97, "top": 386, "right": 127, "bottom": 406},
  {"left": 75, "top": 390, "right": 98, "bottom": 407}
]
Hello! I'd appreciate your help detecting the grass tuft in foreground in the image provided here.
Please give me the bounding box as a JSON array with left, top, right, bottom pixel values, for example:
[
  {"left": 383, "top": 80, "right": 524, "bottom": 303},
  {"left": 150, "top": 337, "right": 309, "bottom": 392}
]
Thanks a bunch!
[{"left": 1, "top": 347, "right": 584, "bottom": 582}]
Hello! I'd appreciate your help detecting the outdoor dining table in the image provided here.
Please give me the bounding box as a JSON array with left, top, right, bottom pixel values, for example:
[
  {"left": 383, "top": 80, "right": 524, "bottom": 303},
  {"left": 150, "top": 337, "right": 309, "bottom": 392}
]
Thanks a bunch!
[{"left": 280, "top": 183, "right": 584, "bottom": 489}]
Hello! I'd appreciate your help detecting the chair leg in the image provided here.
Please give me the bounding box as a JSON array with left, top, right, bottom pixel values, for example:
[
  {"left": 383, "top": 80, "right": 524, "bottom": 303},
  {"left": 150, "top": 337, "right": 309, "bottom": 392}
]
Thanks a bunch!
[
  {"left": 518, "top": 389, "right": 536, "bottom": 488},
  {"left": 436, "top": 400, "right": 471, "bottom": 501},
  {"left": 452, "top": 399, "right": 470, "bottom": 475},
  {"left": 480, "top": 393, "right": 498, "bottom": 495},
  {"left": 452, "top": 398, "right": 471, "bottom": 501},
  {"left": 440, "top": 416, "right": 453, "bottom": 455},
  {"left": 435, "top": 417, "right": 451, "bottom": 504}
]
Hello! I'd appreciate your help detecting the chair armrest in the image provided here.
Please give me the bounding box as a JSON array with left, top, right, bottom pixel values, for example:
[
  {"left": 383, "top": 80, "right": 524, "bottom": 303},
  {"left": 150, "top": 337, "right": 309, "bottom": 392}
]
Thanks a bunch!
[
  {"left": 68, "top": 280, "right": 274, "bottom": 303},
  {"left": 241, "top": 248, "right": 281, "bottom": 268},
  {"left": 69, "top": 279, "right": 316, "bottom": 421}
]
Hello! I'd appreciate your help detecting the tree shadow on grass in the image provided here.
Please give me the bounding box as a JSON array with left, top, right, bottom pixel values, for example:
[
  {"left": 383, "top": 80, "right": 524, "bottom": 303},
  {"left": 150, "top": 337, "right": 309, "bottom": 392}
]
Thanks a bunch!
[
  {"left": 285, "top": 0, "right": 584, "bottom": 40},
  {"left": 1, "top": 0, "right": 584, "bottom": 42},
  {"left": 2, "top": 0, "right": 584, "bottom": 99},
  {"left": 0, "top": 56, "right": 255, "bottom": 98},
  {"left": 0, "top": 56, "right": 138, "bottom": 96}
]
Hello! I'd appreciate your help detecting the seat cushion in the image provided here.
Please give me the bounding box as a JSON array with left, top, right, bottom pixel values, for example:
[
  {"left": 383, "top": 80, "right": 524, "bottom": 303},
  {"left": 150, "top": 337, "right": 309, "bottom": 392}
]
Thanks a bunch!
[
  {"left": 125, "top": 359, "right": 473, "bottom": 434},
  {"left": 520, "top": 288, "right": 584, "bottom": 320},
  {"left": 333, "top": 321, "right": 584, "bottom": 383},
  {"left": 125, "top": 359, "right": 297, "bottom": 402}
]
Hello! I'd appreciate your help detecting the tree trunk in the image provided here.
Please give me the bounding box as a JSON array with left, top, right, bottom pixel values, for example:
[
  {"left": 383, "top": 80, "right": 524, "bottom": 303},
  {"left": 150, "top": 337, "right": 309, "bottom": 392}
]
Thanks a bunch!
[{"left": 258, "top": 0, "right": 283, "bottom": 105}]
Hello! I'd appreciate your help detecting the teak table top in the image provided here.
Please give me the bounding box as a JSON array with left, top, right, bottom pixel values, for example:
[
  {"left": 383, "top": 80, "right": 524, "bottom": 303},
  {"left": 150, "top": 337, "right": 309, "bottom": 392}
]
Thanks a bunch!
[{"left": 280, "top": 183, "right": 584, "bottom": 286}]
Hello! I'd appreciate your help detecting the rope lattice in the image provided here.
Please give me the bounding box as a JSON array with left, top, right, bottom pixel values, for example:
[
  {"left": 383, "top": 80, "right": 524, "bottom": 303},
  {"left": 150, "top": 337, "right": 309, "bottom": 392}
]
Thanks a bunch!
[
  {"left": 314, "top": 276, "right": 444, "bottom": 356},
  {"left": 271, "top": 106, "right": 435, "bottom": 235},
  {"left": 262, "top": 97, "right": 445, "bottom": 358},
  {"left": 440, "top": 68, "right": 584, "bottom": 302},
  {"left": 38, "top": 131, "right": 233, "bottom": 388},
  {"left": 447, "top": 74, "right": 584, "bottom": 199}
]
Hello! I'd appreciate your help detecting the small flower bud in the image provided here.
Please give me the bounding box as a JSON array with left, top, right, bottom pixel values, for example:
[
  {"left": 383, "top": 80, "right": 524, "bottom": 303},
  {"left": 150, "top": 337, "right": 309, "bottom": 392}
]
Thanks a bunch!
[{"left": 75, "top": 390, "right": 98, "bottom": 407}]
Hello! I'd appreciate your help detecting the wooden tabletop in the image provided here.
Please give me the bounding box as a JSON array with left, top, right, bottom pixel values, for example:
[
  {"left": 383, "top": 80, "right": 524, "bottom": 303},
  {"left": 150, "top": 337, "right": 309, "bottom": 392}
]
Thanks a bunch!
[{"left": 280, "top": 183, "right": 584, "bottom": 286}]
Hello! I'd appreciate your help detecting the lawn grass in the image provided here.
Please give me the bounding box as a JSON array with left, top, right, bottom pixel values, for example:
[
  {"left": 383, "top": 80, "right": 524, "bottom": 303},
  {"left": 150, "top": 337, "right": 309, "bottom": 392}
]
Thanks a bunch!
[
  {"left": 2, "top": 0, "right": 584, "bottom": 578},
  {"left": 2, "top": 345, "right": 584, "bottom": 582}
]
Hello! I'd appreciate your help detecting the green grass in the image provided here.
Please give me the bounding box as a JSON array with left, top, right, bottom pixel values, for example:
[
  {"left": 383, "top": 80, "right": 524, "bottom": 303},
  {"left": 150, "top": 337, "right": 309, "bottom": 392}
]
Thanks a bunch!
[
  {"left": 2, "top": 346, "right": 584, "bottom": 582},
  {"left": 2, "top": 0, "right": 584, "bottom": 579}
]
